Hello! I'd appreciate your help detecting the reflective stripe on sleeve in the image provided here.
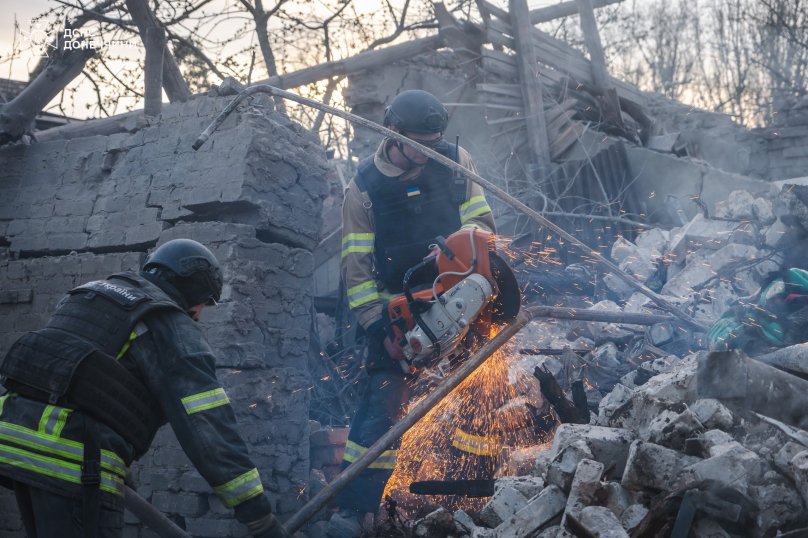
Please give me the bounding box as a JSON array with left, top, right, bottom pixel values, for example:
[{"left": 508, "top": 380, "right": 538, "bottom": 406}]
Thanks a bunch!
[
  {"left": 347, "top": 281, "right": 380, "bottom": 309},
  {"left": 342, "top": 440, "right": 397, "bottom": 469},
  {"left": 452, "top": 428, "right": 499, "bottom": 457},
  {"left": 214, "top": 468, "right": 264, "bottom": 508},
  {"left": 459, "top": 196, "right": 492, "bottom": 224},
  {"left": 341, "top": 233, "right": 375, "bottom": 258},
  {"left": 181, "top": 388, "right": 230, "bottom": 415}
]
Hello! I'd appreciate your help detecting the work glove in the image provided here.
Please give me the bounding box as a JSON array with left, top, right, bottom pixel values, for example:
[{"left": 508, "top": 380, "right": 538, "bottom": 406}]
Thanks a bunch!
[
  {"left": 246, "top": 512, "right": 293, "bottom": 538},
  {"left": 369, "top": 316, "right": 408, "bottom": 362}
]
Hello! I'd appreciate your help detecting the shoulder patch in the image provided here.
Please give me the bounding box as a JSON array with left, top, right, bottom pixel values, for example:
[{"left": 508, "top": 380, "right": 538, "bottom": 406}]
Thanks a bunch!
[{"left": 71, "top": 280, "right": 150, "bottom": 309}]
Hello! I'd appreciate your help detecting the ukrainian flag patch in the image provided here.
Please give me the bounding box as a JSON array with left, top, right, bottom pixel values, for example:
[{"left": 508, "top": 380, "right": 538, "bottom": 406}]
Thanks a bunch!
[{"left": 407, "top": 186, "right": 421, "bottom": 197}]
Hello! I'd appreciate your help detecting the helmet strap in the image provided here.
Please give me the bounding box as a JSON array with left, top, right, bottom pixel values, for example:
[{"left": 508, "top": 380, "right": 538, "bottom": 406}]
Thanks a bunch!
[{"left": 395, "top": 140, "right": 424, "bottom": 170}]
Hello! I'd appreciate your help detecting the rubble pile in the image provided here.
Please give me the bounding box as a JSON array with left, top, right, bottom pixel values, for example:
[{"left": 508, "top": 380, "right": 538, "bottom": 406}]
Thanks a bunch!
[
  {"left": 394, "top": 183, "right": 808, "bottom": 537},
  {"left": 403, "top": 354, "right": 808, "bottom": 536}
]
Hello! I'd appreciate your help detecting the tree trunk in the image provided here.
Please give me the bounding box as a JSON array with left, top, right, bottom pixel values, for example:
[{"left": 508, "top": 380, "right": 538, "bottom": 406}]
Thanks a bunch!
[
  {"left": 0, "top": 45, "right": 95, "bottom": 145},
  {"left": 125, "top": 0, "right": 191, "bottom": 102}
]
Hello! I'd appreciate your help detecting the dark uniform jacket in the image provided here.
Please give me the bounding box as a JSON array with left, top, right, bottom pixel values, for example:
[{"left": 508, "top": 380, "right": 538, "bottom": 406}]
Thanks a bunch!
[{"left": 0, "top": 272, "right": 272, "bottom": 523}]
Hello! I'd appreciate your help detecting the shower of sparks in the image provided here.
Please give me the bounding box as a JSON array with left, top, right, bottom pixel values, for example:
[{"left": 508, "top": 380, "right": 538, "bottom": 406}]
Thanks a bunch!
[{"left": 382, "top": 335, "right": 556, "bottom": 514}]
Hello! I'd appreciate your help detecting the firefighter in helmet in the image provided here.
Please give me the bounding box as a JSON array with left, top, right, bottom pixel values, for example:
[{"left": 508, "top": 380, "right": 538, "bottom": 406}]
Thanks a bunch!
[
  {"left": 0, "top": 239, "right": 290, "bottom": 538},
  {"left": 330, "top": 90, "right": 496, "bottom": 536}
]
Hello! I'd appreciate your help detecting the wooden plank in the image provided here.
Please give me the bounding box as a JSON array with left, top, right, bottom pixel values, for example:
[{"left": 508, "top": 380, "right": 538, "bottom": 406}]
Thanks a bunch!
[
  {"left": 486, "top": 115, "right": 525, "bottom": 126},
  {"left": 476, "top": 83, "right": 523, "bottom": 99},
  {"left": 550, "top": 121, "right": 585, "bottom": 159},
  {"left": 510, "top": 0, "right": 552, "bottom": 174},
  {"left": 477, "top": 0, "right": 624, "bottom": 25},
  {"left": 443, "top": 102, "right": 524, "bottom": 112},
  {"left": 480, "top": 13, "right": 647, "bottom": 107},
  {"left": 480, "top": 48, "right": 519, "bottom": 78},
  {"left": 255, "top": 35, "right": 443, "bottom": 89},
  {"left": 577, "top": 0, "right": 625, "bottom": 128},
  {"left": 477, "top": 92, "right": 524, "bottom": 108},
  {"left": 576, "top": 0, "right": 610, "bottom": 92},
  {"left": 530, "top": 0, "right": 624, "bottom": 24}
]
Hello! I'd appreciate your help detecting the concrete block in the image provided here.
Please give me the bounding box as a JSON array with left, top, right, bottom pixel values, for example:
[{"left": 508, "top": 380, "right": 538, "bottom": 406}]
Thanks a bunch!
[
  {"left": 494, "top": 476, "right": 545, "bottom": 500},
  {"left": 635, "top": 228, "right": 669, "bottom": 253},
  {"left": 774, "top": 441, "right": 806, "bottom": 480},
  {"left": 547, "top": 440, "right": 593, "bottom": 493},
  {"left": 668, "top": 214, "right": 743, "bottom": 260},
  {"left": 700, "top": 430, "right": 734, "bottom": 452},
  {"left": 494, "top": 485, "right": 566, "bottom": 538},
  {"left": 600, "top": 482, "right": 634, "bottom": 520},
  {"left": 576, "top": 506, "right": 628, "bottom": 538},
  {"left": 597, "top": 384, "right": 633, "bottom": 426},
  {"left": 454, "top": 510, "right": 479, "bottom": 535},
  {"left": 675, "top": 442, "right": 764, "bottom": 495},
  {"left": 563, "top": 459, "right": 604, "bottom": 522},
  {"left": 46, "top": 232, "right": 88, "bottom": 252},
  {"left": 619, "top": 504, "right": 648, "bottom": 533},
  {"left": 150, "top": 491, "right": 208, "bottom": 517},
  {"left": 749, "top": 482, "right": 805, "bottom": 533},
  {"left": 184, "top": 518, "right": 243, "bottom": 538},
  {"left": 789, "top": 450, "right": 808, "bottom": 507},
  {"left": 714, "top": 190, "right": 756, "bottom": 220},
  {"left": 550, "top": 424, "right": 636, "bottom": 479},
  {"left": 708, "top": 244, "right": 761, "bottom": 274},
  {"left": 413, "top": 508, "right": 455, "bottom": 537},
  {"left": 690, "top": 399, "right": 734, "bottom": 430},
  {"left": 621, "top": 441, "right": 699, "bottom": 491},
  {"left": 645, "top": 408, "right": 703, "bottom": 450},
  {"left": 479, "top": 485, "right": 528, "bottom": 528},
  {"left": 124, "top": 222, "right": 164, "bottom": 246}
]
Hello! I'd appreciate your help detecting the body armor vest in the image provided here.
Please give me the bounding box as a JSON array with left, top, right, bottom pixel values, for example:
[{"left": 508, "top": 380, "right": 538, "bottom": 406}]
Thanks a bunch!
[
  {"left": 0, "top": 272, "right": 184, "bottom": 456},
  {"left": 355, "top": 142, "right": 466, "bottom": 292}
]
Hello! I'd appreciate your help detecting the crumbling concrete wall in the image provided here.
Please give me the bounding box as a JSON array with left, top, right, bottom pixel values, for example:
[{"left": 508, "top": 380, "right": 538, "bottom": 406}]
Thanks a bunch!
[
  {"left": 0, "top": 95, "right": 329, "bottom": 536},
  {"left": 759, "top": 96, "right": 808, "bottom": 181}
]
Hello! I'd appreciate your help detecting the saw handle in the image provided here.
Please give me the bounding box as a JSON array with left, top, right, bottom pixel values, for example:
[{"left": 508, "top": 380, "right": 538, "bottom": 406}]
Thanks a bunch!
[{"left": 433, "top": 235, "right": 455, "bottom": 260}]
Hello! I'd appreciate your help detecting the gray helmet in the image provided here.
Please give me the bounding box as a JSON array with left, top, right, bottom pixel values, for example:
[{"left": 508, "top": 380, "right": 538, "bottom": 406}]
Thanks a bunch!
[
  {"left": 143, "top": 239, "right": 222, "bottom": 306},
  {"left": 383, "top": 90, "right": 448, "bottom": 134}
]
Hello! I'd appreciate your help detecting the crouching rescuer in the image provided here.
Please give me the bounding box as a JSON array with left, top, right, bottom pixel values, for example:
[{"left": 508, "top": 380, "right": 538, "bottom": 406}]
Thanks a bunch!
[{"left": 0, "top": 239, "right": 291, "bottom": 538}]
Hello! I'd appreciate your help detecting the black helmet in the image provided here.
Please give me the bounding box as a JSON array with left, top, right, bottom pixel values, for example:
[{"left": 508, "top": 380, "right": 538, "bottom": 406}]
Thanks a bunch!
[
  {"left": 143, "top": 239, "right": 223, "bottom": 306},
  {"left": 383, "top": 90, "right": 448, "bottom": 134}
]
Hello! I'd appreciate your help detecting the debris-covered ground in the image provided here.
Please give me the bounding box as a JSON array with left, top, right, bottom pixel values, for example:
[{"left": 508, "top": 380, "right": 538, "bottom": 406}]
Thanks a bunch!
[{"left": 323, "top": 181, "right": 808, "bottom": 538}]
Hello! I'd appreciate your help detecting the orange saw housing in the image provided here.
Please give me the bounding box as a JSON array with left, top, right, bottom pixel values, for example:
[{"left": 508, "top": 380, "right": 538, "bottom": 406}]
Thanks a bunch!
[{"left": 385, "top": 228, "right": 520, "bottom": 370}]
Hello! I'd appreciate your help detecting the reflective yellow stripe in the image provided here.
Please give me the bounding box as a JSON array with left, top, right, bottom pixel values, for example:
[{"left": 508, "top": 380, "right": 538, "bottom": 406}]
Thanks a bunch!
[
  {"left": 342, "top": 233, "right": 375, "bottom": 258},
  {"left": 459, "top": 196, "right": 491, "bottom": 224},
  {"left": 0, "top": 444, "right": 123, "bottom": 496},
  {"left": 181, "top": 388, "right": 230, "bottom": 415},
  {"left": 214, "top": 468, "right": 264, "bottom": 508},
  {"left": 342, "top": 440, "right": 397, "bottom": 469},
  {"left": 452, "top": 428, "right": 499, "bottom": 457},
  {"left": 38, "top": 405, "right": 72, "bottom": 437},
  {"left": 347, "top": 281, "right": 380, "bottom": 309},
  {"left": 115, "top": 331, "right": 139, "bottom": 360},
  {"left": 0, "top": 422, "right": 125, "bottom": 475}
]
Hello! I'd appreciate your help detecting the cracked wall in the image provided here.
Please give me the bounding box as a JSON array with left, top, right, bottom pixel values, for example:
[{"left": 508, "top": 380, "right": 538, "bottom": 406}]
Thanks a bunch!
[{"left": 0, "top": 95, "right": 329, "bottom": 536}]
